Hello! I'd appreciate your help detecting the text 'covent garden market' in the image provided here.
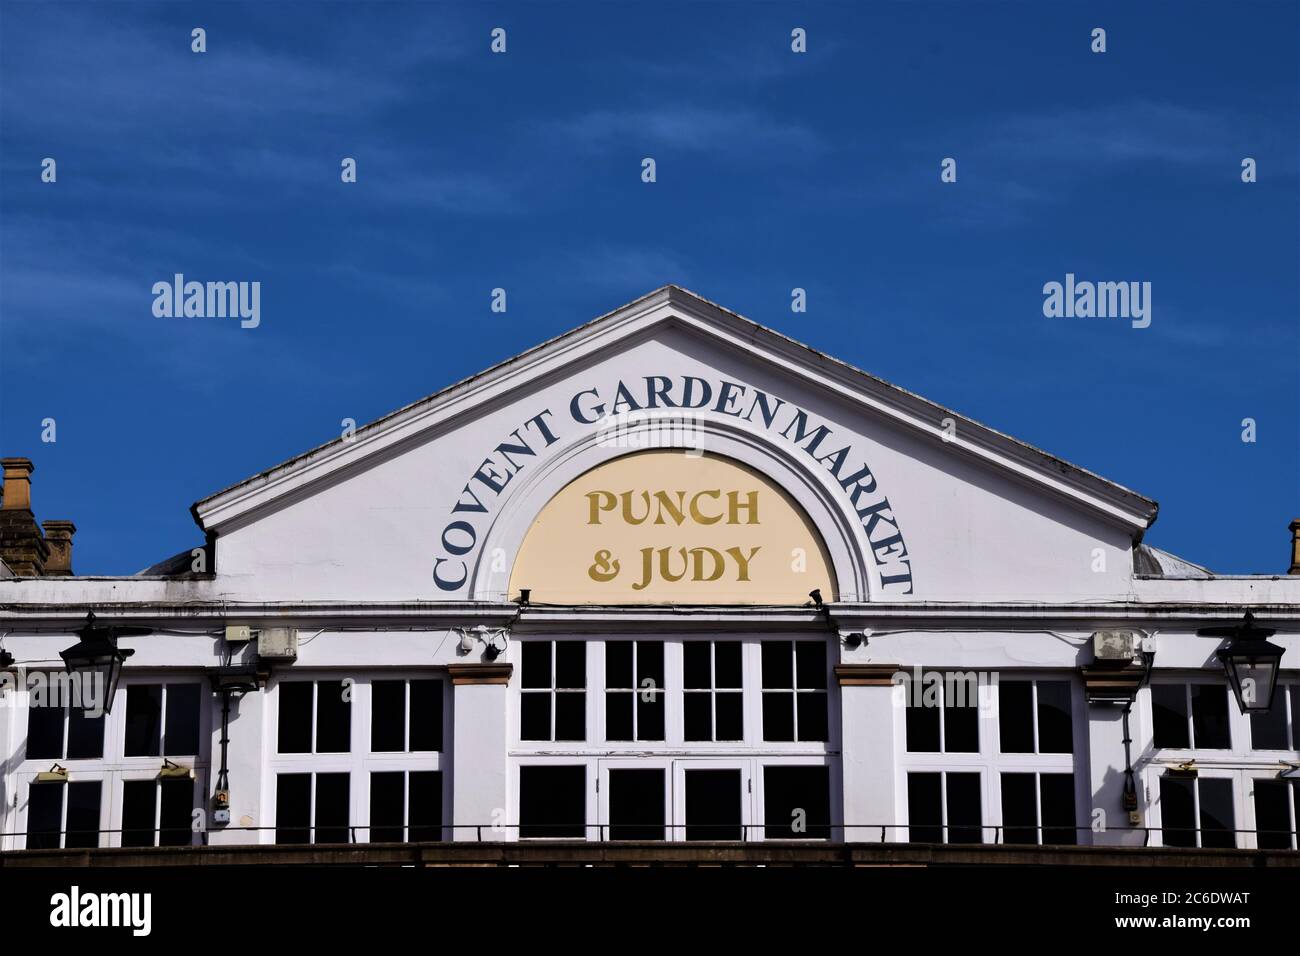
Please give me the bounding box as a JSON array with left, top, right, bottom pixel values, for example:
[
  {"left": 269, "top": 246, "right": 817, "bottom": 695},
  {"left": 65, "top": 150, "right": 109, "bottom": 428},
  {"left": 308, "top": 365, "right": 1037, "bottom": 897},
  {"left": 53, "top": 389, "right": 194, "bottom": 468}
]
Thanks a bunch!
[{"left": 1, "top": 287, "right": 1298, "bottom": 865}]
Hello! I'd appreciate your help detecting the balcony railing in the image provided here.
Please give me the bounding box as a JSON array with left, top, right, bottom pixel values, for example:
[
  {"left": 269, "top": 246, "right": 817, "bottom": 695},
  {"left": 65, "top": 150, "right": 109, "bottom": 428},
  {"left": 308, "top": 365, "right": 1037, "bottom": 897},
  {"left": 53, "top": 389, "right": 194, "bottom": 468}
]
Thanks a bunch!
[{"left": 4, "top": 821, "right": 1299, "bottom": 850}]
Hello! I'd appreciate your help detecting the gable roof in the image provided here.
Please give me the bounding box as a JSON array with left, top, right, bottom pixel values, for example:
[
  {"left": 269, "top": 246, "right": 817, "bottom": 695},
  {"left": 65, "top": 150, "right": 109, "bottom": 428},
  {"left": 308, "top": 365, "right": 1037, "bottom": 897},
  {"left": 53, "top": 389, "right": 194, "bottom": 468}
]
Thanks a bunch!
[{"left": 191, "top": 285, "right": 1159, "bottom": 536}]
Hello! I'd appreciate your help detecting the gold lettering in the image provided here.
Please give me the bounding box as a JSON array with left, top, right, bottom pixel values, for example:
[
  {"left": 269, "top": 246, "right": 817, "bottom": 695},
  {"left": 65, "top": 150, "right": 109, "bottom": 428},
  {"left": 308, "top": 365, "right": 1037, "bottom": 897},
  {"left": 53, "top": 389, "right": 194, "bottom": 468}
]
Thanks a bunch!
[
  {"left": 689, "top": 490, "right": 722, "bottom": 524},
  {"left": 652, "top": 490, "right": 686, "bottom": 525},
  {"left": 621, "top": 490, "right": 651, "bottom": 524},
  {"left": 690, "top": 547, "right": 726, "bottom": 581},
  {"left": 586, "top": 491, "right": 617, "bottom": 525},
  {"left": 588, "top": 549, "right": 620, "bottom": 582},
  {"left": 726, "top": 545, "right": 761, "bottom": 581},
  {"left": 659, "top": 547, "right": 690, "bottom": 583},
  {"left": 729, "top": 490, "right": 760, "bottom": 525}
]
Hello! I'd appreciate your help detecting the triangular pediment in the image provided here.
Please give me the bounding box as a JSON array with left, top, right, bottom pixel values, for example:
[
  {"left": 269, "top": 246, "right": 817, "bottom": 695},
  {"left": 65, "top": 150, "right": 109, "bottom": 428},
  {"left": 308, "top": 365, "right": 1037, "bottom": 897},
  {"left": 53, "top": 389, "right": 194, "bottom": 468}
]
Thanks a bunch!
[
  {"left": 191, "top": 286, "right": 1158, "bottom": 605},
  {"left": 194, "top": 286, "right": 1156, "bottom": 534}
]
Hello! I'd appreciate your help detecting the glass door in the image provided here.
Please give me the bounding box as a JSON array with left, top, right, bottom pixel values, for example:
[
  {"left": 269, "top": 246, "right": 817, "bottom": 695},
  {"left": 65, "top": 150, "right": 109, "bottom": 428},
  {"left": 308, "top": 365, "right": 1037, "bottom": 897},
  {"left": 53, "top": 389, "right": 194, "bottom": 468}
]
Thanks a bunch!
[{"left": 672, "top": 759, "right": 754, "bottom": 842}]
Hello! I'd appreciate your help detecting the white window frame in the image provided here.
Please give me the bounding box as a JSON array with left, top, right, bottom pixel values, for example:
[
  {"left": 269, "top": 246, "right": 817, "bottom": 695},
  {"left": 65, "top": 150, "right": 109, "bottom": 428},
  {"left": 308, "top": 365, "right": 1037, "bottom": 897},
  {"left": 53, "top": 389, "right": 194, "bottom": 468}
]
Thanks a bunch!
[
  {"left": 10, "top": 672, "right": 209, "bottom": 850},
  {"left": 518, "top": 640, "right": 588, "bottom": 743},
  {"left": 902, "top": 768, "right": 990, "bottom": 845},
  {"left": 266, "top": 671, "right": 449, "bottom": 845},
  {"left": 1142, "top": 675, "right": 1300, "bottom": 849},
  {"left": 896, "top": 671, "right": 1087, "bottom": 847},
  {"left": 602, "top": 639, "right": 666, "bottom": 744},
  {"left": 513, "top": 636, "right": 838, "bottom": 754},
  {"left": 509, "top": 636, "right": 838, "bottom": 842},
  {"left": 758, "top": 639, "right": 831, "bottom": 744}
]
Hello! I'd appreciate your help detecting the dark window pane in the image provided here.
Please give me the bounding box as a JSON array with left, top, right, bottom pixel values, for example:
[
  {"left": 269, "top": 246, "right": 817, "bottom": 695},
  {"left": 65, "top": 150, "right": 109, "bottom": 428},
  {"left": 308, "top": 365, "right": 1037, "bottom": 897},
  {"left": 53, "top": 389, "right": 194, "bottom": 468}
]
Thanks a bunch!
[
  {"left": 315, "top": 773, "right": 351, "bottom": 844},
  {"left": 121, "top": 779, "right": 157, "bottom": 848},
  {"left": 683, "top": 643, "right": 711, "bottom": 689},
  {"left": 762, "top": 692, "right": 794, "bottom": 742},
  {"left": 1000, "top": 773, "right": 1038, "bottom": 845},
  {"left": 1253, "top": 780, "right": 1294, "bottom": 850},
  {"left": 795, "top": 642, "right": 827, "bottom": 689},
  {"left": 66, "top": 705, "right": 104, "bottom": 760},
  {"left": 26, "top": 784, "right": 63, "bottom": 849},
  {"left": 1151, "top": 685, "right": 1190, "bottom": 749},
  {"left": 944, "top": 693, "right": 979, "bottom": 753},
  {"left": 408, "top": 771, "right": 442, "bottom": 842},
  {"left": 1191, "top": 685, "right": 1231, "bottom": 750},
  {"left": 370, "top": 771, "right": 404, "bottom": 843},
  {"left": 714, "top": 642, "right": 742, "bottom": 688},
  {"left": 1159, "top": 776, "right": 1196, "bottom": 847},
  {"left": 946, "top": 773, "right": 983, "bottom": 844},
  {"left": 371, "top": 681, "right": 406, "bottom": 752},
  {"left": 606, "top": 692, "right": 633, "bottom": 741},
  {"left": 907, "top": 773, "right": 943, "bottom": 843},
  {"left": 555, "top": 642, "right": 585, "bottom": 689},
  {"left": 1037, "top": 682, "right": 1073, "bottom": 754},
  {"left": 164, "top": 684, "right": 201, "bottom": 756},
  {"left": 683, "top": 693, "right": 711, "bottom": 741},
  {"left": 521, "top": 642, "right": 551, "bottom": 689},
  {"left": 277, "top": 683, "right": 313, "bottom": 754},
  {"left": 159, "top": 778, "right": 193, "bottom": 847},
  {"left": 519, "top": 765, "right": 585, "bottom": 838},
  {"left": 65, "top": 781, "right": 101, "bottom": 849},
  {"left": 797, "top": 692, "right": 828, "bottom": 742},
  {"left": 906, "top": 702, "right": 941, "bottom": 752},
  {"left": 1040, "top": 773, "right": 1077, "bottom": 845},
  {"left": 637, "top": 641, "right": 664, "bottom": 690},
  {"left": 761, "top": 641, "right": 792, "bottom": 689},
  {"left": 606, "top": 641, "right": 633, "bottom": 688},
  {"left": 608, "top": 768, "right": 664, "bottom": 841},
  {"left": 124, "top": 685, "right": 163, "bottom": 757},
  {"left": 685, "top": 769, "right": 740, "bottom": 841},
  {"left": 998, "top": 682, "right": 1034, "bottom": 753},
  {"left": 1250, "top": 700, "right": 1289, "bottom": 750},
  {"left": 637, "top": 691, "right": 665, "bottom": 741},
  {"left": 409, "top": 680, "right": 443, "bottom": 751},
  {"left": 1198, "top": 778, "right": 1235, "bottom": 848},
  {"left": 715, "top": 692, "right": 743, "bottom": 741},
  {"left": 764, "top": 766, "right": 830, "bottom": 839},
  {"left": 554, "top": 691, "right": 585, "bottom": 741},
  {"left": 315, "top": 681, "right": 351, "bottom": 753},
  {"left": 26, "top": 702, "right": 63, "bottom": 760},
  {"left": 945, "top": 673, "right": 979, "bottom": 710},
  {"left": 520, "top": 693, "right": 551, "bottom": 740},
  {"left": 275, "top": 774, "right": 312, "bottom": 844}
]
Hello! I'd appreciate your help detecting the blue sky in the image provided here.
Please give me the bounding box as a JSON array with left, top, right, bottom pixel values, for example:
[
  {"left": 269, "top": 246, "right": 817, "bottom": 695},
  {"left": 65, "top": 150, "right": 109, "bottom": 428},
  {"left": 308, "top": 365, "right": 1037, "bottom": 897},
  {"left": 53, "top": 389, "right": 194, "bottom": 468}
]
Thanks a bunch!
[{"left": 1, "top": 0, "right": 1296, "bottom": 576}]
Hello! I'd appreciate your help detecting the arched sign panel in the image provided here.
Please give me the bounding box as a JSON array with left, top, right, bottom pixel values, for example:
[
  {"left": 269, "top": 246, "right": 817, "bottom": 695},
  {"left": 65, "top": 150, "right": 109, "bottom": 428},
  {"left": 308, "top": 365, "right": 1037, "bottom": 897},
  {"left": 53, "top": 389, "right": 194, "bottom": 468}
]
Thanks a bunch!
[{"left": 509, "top": 450, "right": 836, "bottom": 604}]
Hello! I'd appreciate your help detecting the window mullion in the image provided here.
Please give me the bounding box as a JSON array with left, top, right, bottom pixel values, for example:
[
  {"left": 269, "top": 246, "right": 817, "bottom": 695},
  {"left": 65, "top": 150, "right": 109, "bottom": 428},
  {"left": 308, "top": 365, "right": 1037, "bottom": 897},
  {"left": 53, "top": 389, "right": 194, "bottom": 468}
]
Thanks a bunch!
[
  {"left": 158, "top": 685, "right": 168, "bottom": 756},
  {"left": 1034, "top": 773, "right": 1044, "bottom": 845},
  {"left": 940, "top": 772, "right": 949, "bottom": 844},
  {"left": 1030, "top": 682, "right": 1040, "bottom": 754}
]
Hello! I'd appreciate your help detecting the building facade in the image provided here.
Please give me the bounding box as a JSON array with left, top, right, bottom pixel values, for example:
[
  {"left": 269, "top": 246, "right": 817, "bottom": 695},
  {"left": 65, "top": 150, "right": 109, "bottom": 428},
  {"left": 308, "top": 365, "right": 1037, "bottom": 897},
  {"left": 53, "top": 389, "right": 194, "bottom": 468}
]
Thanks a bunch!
[{"left": 2, "top": 286, "right": 1298, "bottom": 856}]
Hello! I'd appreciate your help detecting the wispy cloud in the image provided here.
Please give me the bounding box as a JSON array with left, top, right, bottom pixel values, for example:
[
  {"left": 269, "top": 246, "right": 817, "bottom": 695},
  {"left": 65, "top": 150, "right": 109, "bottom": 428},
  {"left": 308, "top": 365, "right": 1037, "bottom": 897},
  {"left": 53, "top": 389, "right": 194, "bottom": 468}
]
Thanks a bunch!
[
  {"left": 979, "top": 100, "right": 1238, "bottom": 168},
  {"left": 556, "top": 105, "right": 826, "bottom": 159}
]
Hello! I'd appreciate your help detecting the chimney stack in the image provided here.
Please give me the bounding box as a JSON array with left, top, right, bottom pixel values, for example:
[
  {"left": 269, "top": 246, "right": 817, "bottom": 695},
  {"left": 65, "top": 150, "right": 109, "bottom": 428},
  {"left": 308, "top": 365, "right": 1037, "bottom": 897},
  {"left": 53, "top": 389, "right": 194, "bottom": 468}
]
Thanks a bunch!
[
  {"left": 1289, "top": 519, "right": 1300, "bottom": 575},
  {"left": 42, "top": 520, "right": 76, "bottom": 576},
  {"left": 0, "top": 458, "right": 49, "bottom": 575},
  {"left": 2, "top": 457, "right": 34, "bottom": 511}
]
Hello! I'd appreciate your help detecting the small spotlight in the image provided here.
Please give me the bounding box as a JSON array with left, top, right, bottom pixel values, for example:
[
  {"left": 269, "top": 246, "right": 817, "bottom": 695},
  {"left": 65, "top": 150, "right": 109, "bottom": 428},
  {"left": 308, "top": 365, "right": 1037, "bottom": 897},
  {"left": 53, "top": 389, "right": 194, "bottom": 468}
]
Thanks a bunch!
[
  {"left": 843, "top": 633, "right": 864, "bottom": 650},
  {"left": 0, "top": 648, "right": 13, "bottom": 669},
  {"left": 809, "top": 589, "right": 824, "bottom": 610},
  {"left": 484, "top": 632, "right": 508, "bottom": 661},
  {"left": 518, "top": 588, "right": 531, "bottom": 606}
]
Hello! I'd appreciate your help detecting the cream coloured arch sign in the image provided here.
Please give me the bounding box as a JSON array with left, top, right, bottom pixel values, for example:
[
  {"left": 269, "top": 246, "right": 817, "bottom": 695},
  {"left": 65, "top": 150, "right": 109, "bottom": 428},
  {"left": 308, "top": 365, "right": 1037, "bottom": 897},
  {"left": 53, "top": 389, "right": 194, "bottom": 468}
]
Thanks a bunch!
[{"left": 508, "top": 450, "right": 836, "bottom": 604}]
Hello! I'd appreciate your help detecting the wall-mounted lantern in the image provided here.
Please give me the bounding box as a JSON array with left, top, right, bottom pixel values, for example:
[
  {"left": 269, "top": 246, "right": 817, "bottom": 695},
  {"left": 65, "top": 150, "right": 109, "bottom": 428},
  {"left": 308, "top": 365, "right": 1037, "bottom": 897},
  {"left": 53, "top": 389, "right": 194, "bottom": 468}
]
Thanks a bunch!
[{"left": 1199, "top": 611, "right": 1286, "bottom": 714}]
